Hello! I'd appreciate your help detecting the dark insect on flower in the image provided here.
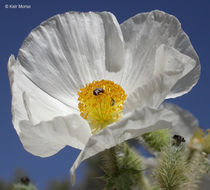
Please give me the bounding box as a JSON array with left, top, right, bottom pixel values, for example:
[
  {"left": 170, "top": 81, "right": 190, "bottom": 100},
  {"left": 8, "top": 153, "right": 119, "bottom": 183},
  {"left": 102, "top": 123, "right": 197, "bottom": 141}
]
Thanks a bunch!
[
  {"left": 172, "top": 135, "right": 185, "bottom": 146},
  {"left": 20, "top": 176, "right": 30, "bottom": 185},
  {"left": 111, "top": 98, "right": 115, "bottom": 106},
  {"left": 93, "top": 88, "right": 104, "bottom": 96}
]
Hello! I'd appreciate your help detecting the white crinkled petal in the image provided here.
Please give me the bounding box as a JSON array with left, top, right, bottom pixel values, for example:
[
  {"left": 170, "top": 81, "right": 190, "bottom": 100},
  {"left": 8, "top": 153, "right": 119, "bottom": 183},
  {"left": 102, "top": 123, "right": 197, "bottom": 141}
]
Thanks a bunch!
[
  {"left": 8, "top": 55, "right": 76, "bottom": 132},
  {"left": 17, "top": 11, "right": 125, "bottom": 108},
  {"left": 8, "top": 55, "right": 91, "bottom": 151},
  {"left": 97, "top": 12, "right": 125, "bottom": 73},
  {"left": 70, "top": 106, "right": 178, "bottom": 185},
  {"left": 124, "top": 45, "right": 196, "bottom": 112},
  {"left": 120, "top": 10, "right": 200, "bottom": 97},
  {"left": 161, "top": 103, "right": 199, "bottom": 142},
  {"left": 19, "top": 114, "right": 91, "bottom": 157}
]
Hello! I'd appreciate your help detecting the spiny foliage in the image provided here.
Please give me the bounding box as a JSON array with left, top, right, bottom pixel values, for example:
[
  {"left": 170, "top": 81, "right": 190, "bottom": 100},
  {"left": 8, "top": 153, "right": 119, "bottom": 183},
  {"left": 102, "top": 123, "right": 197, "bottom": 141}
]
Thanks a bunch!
[
  {"left": 154, "top": 144, "right": 187, "bottom": 190},
  {"left": 203, "top": 156, "right": 210, "bottom": 174},
  {"left": 13, "top": 183, "right": 37, "bottom": 190},
  {"left": 142, "top": 129, "right": 171, "bottom": 152},
  {"left": 13, "top": 176, "right": 38, "bottom": 190},
  {"left": 101, "top": 143, "right": 144, "bottom": 190},
  {"left": 184, "top": 151, "right": 207, "bottom": 190}
]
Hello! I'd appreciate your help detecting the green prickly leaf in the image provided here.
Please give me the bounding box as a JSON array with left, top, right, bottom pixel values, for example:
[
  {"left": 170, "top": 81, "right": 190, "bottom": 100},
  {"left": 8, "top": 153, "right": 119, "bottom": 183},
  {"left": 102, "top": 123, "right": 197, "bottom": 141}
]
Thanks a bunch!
[{"left": 142, "top": 129, "right": 171, "bottom": 152}]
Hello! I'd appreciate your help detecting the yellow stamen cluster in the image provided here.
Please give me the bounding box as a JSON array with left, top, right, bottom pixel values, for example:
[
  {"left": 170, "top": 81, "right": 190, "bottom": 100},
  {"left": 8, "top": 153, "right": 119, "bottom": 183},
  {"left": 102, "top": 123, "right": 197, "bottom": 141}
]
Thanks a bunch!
[
  {"left": 191, "top": 128, "right": 204, "bottom": 144},
  {"left": 78, "top": 80, "right": 127, "bottom": 134},
  {"left": 189, "top": 128, "right": 210, "bottom": 154}
]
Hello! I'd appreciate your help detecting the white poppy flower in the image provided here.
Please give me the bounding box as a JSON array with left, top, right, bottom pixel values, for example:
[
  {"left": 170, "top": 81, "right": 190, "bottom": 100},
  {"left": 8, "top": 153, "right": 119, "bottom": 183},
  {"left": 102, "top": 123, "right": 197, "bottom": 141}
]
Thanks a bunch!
[{"left": 8, "top": 10, "right": 200, "bottom": 184}]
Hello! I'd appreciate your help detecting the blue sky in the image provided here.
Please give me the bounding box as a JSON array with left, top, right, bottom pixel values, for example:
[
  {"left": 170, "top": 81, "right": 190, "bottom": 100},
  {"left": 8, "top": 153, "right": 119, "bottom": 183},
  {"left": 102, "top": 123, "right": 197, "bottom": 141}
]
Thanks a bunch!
[{"left": 0, "top": 0, "right": 209, "bottom": 189}]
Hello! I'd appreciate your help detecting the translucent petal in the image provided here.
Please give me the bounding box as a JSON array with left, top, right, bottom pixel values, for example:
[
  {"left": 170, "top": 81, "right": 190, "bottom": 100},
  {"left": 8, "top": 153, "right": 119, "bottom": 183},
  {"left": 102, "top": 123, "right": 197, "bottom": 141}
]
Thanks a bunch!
[
  {"left": 19, "top": 114, "right": 91, "bottom": 156},
  {"left": 161, "top": 103, "right": 199, "bottom": 142},
  {"left": 17, "top": 12, "right": 125, "bottom": 108},
  {"left": 8, "top": 55, "right": 75, "bottom": 132},
  {"left": 124, "top": 45, "right": 196, "bottom": 112},
  {"left": 8, "top": 55, "right": 91, "bottom": 151},
  {"left": 120, "top": 10, "right": 200, "bottom": 97}
]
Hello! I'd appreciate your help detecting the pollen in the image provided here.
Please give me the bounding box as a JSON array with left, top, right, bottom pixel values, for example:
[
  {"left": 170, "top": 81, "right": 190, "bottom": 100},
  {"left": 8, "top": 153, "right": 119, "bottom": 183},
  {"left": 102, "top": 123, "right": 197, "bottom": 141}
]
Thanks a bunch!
[{"left": 78, "top": 80, "right": 127, "bottom": 134}]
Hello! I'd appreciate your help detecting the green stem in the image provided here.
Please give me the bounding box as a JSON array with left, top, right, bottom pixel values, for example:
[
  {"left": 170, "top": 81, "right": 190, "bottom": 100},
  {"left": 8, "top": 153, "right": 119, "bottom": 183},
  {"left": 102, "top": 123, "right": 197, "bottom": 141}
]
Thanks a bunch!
[
  {"left": 184, "top": 150, "right": 206, "bottom": 190},
  {"left": 101, "top": 143, "right": 149, "bottom": 190}
]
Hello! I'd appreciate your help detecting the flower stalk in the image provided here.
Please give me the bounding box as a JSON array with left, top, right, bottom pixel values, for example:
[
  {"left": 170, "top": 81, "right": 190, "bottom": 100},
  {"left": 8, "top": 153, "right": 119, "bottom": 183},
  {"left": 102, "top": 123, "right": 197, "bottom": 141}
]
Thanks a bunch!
[
  {"left": 101, "top": 143, "right": 150, "bottom": 190},
  {"left": 184, "top": 151, "right": 206, "bottom": 190},
  {"left": 154, "top": 143, "right": 187, "bottom": 190}
]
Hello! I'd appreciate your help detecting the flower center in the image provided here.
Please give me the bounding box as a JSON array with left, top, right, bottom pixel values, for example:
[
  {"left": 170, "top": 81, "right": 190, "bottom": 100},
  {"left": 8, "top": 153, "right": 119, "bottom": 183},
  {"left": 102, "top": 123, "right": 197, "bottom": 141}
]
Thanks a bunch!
[{"left": 78, "top": 80, "right": 127, "bottom": 134}]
